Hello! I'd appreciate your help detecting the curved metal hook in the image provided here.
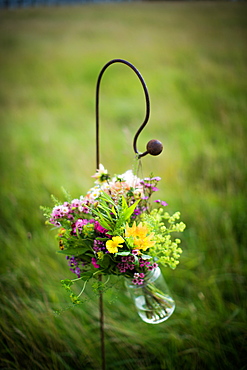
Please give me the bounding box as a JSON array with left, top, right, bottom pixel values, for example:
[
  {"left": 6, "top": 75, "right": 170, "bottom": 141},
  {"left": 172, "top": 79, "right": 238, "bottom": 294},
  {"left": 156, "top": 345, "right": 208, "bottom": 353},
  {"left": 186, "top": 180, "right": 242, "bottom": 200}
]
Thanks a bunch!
[{"left": 95, "top": 58, "right": 163, "bottom": 168}]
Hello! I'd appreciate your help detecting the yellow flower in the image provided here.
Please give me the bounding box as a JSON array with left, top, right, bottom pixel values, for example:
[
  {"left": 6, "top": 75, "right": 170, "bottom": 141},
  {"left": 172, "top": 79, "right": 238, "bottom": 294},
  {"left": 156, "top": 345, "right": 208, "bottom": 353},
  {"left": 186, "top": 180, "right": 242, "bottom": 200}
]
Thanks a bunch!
[
  {"left": 136, "top": 222, "right": 149, "bottom": 239},
  {"left": 125, "top": 222, "right": 137, "bottom": 237},
  {"left": 106, "top": 236, "right": 125, "bottom": 254},
  {"left": 133, "top": 234, "right": 155, "bottom": 251},
  {"left": 125, "top": 222, "right": 148, "bottom": 238},
  {"left": 125, "top": 222, "right": 155, "bottom": 251}
]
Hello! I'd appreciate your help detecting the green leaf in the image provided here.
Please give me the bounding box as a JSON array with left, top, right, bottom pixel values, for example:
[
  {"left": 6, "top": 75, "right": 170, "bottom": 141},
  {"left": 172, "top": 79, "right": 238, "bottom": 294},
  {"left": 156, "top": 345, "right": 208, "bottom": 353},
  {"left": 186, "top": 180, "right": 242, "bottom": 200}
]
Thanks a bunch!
[
  {"left": 121, "top": 199, "right": 140, "bottom": 221},
  {"left": 140, "top": 254, "right": 152, "bottom": 260},
  {"left": 111, "top": 206, "right": 117, "bottom": 216},
  {"left": 98, "top": 254, "right": 111, "bottom": 268},
  {"left": 84, "top": 252, "right": 94, "bottom": 257},
  {"left": 97, "top": 218, "right": 113, "bottom": 231},
  {"left": 121, "top": 195, "right": 128, "bottom": 209},
  {"left": 80, "top": 271, "right": 93, "bottom": 281},
  {"left": 115, "top": 251, "right": 131, "bottom": 256},
  {"left": 97, "top": 204, "right": 112, "bottom": 217},
  {"left": 100, "top": 191, "right": 116, "bottom": 206}
]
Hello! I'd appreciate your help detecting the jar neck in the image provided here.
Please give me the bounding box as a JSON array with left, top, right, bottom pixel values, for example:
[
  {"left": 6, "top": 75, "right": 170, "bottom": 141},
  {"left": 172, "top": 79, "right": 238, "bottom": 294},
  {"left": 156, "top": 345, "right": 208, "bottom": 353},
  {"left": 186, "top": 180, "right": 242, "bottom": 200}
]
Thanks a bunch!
[{"left": 126, "top": 267, "right": 160, "bottom": 288}]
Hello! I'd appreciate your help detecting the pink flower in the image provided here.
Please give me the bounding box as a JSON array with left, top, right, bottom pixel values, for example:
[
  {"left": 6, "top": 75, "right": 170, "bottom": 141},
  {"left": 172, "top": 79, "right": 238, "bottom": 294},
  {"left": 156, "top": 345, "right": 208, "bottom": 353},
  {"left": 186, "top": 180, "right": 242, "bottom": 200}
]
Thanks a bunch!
[
  {"left": 94, "top": 221, "right": 108, "bottom": 234},
  {"left": 72, "top": 218, "right": 89, "bottom": 234},
  {"left": 91, "top": 257, "right": 100, "bottom": 269},
  {"left": 154, "top": 200, "right": 168, "bottom": 206}
]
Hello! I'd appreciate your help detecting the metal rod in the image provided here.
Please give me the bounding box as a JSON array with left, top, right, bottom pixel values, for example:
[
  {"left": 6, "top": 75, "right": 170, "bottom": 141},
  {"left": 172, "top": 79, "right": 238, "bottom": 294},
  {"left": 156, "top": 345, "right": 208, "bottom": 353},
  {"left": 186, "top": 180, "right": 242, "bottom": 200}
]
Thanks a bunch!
[{"left": 99, "top": 275, "right": 105, "bottom": 370}]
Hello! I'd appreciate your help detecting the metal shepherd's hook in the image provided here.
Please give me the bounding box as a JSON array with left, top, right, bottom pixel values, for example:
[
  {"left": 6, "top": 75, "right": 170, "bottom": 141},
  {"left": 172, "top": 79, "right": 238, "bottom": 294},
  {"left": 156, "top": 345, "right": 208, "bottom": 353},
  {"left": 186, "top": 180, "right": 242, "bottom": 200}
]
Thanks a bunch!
[
  {"left": 95, "top": 58, "right": 163, "bottom": 169},
  {"left": 95, "top": 58, "right": 163, "bottom": 370}
]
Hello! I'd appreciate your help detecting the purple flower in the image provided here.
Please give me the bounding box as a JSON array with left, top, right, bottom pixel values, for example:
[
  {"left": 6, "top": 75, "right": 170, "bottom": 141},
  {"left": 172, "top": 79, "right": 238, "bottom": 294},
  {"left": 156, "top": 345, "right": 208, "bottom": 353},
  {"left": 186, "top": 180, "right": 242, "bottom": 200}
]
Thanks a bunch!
[
  {"left": 132, "top": 278, "right": 138, "bottom": 285},
  {"left": 71, "top": 199, "right": 83, "bottom": 208},
  {"left": 132, "top": 250, "right": 139, "bottom": 255},
  {"left": 132, "top": 273, "right": 145, "bottom": 285},
  {"left": 151, "top": 186, "right": 159, "bottom": 192},
  {"left": 133, "top": 208, "right": 142, "bottom": 216},
  {"left": 142, "top": 196, "right": 149, "bottom": 200},
  {"left": 128, "top": 255, "right": 135, "bottom": 262},
  {"left": 72, "top": 218, "right": 90, "bottom": 234},
  {"left": 152, "top": 176, "right": 161, "bottom": 181},
  {"left": 154, "top": 200, "right": 168, "bottom": 206}
]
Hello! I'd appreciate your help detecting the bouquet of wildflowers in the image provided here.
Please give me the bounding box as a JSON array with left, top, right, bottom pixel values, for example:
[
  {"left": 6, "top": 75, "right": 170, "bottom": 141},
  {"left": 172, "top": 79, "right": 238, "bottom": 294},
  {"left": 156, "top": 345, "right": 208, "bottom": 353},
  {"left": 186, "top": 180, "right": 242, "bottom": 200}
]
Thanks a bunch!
[{"left": 42, "top": 164, "right": 185, "bottom": 322}]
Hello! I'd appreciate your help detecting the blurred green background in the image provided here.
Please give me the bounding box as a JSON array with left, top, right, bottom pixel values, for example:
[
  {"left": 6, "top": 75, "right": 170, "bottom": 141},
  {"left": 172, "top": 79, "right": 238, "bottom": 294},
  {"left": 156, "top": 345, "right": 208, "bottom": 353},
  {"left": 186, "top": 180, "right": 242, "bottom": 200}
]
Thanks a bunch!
[{"left": 0, "top": 2, "right": 246, "bottom": 369}]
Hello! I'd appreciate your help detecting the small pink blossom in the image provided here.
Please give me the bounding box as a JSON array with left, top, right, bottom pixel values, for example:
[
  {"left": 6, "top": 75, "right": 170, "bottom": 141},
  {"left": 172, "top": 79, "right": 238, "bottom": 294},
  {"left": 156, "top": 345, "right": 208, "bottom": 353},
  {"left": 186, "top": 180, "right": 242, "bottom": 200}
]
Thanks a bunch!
[
  {"left": 154, "top": 200, "right": 168, "bottom": 206},
  {"left": 91, "top": 257, "right": 100, "bottom": 269},
  {"left": 94, "top": 221, "right": 108, "bottom": 234}
]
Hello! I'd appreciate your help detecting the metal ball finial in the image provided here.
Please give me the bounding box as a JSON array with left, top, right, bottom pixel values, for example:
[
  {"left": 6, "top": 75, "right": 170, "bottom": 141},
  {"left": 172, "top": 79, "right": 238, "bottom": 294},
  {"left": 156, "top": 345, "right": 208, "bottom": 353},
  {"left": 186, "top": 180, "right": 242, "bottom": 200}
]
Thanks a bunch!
[
  {"left": 146, "top": 139, "right": 163, "bottom": 156},
  {"left": 138, "top": 139, "right": 163, "bottom": 158}
]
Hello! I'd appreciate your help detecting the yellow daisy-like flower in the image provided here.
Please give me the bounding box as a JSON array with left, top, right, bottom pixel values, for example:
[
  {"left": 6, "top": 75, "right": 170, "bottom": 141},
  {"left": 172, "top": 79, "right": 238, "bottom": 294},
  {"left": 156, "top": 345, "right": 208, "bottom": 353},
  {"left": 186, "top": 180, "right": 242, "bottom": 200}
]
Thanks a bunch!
[
  {"left": 106, "top": 236, "right": 125, "bottom": 254},
  {"left": 125, "top": 222, "right": 155, "bottom": 251}
]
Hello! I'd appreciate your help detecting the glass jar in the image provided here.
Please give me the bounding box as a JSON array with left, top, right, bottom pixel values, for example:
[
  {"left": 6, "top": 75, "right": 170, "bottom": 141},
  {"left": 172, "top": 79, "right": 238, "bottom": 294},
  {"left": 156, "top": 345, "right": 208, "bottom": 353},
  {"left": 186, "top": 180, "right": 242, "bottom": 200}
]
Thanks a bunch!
[{"left": 125, "top": 267, "right": 175, "bottom": 324}]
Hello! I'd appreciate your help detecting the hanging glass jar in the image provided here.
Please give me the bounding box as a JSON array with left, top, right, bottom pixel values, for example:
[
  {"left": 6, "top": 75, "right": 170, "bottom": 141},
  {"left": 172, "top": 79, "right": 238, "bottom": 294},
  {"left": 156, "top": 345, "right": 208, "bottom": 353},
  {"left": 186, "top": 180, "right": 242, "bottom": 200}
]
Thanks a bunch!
[{"left": 126, "top": 267, "right": 175, "bottom": 324}]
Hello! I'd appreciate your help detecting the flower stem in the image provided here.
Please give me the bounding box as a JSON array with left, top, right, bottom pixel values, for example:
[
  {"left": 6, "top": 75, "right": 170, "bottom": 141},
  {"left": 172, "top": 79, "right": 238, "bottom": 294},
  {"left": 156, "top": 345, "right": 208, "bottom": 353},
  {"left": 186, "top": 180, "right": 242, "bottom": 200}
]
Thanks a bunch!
[
  {"left": 142, "top": 284, "right": 171, "bottom": 322},
  {"left": 77, "top": 280, "right": 87, "bottom": 298}
]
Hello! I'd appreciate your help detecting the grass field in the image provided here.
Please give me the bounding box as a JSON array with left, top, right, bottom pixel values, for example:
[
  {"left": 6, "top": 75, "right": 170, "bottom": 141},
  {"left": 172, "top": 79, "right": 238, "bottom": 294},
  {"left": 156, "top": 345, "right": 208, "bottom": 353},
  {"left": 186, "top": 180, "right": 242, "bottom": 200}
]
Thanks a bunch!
[{"left": 0, "top": 2, "right": 247, "bottom": 369}]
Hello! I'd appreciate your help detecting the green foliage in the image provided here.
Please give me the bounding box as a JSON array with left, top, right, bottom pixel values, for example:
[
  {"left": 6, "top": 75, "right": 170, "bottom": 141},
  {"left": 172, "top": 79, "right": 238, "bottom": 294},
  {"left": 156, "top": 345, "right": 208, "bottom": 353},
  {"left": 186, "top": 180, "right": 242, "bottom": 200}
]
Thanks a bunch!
[
  {"left": 91, "top": 192, "right": 140, "bottom": 235},
  {"left": 0, "top": 3, "right": 246, "bottom": 370}
]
